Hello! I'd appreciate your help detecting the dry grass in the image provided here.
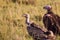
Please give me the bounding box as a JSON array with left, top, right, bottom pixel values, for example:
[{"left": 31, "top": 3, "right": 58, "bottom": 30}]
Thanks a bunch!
[{"left": 0, "top": 0, "right": 60, "bottom": 40}]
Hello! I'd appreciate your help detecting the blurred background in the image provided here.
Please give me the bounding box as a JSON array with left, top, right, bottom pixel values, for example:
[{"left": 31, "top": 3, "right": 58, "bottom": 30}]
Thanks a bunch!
[{"left": 0, "top": 0, "right": 60, "bottom": 40}]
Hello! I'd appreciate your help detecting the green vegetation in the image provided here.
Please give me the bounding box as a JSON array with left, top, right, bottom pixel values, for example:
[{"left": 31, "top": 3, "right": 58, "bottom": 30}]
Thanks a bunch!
[{"left": 0, "top": 0, "right": 60, "bottom": 40}]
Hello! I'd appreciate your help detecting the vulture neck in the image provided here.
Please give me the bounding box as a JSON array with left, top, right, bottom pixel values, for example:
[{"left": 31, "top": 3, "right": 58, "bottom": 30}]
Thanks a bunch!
[
  {"left": 26, "top": 15, "right": 30, "bottom": 25},
  {"left": 47, "top": 10, "right": 53, "bottom": 14}
]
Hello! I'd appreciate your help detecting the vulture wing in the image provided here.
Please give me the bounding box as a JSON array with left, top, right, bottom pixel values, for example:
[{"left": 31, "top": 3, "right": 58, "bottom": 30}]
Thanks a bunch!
[{"left": 27, "top": 23, "right": 55, "bottom": 40}]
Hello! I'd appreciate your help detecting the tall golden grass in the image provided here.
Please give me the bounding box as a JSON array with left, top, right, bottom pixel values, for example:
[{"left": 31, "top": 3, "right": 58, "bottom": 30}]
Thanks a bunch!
[{"left": 0, "top": 0, "right": 60, "bottom": 40}]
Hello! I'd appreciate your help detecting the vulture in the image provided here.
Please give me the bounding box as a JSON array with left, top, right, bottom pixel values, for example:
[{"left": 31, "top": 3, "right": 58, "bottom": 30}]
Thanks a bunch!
[
  {"left": 23, "top": 13, "right": 56, "bottom": 40},
  {"left": 43, "top": 5, "right": 60, "bottom": 35}
]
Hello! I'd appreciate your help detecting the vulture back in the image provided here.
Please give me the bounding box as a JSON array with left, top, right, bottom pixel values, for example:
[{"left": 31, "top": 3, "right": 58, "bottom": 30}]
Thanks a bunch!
[
  {"left": 43, "top": 13, "right": 60, "bottom": 35},
  {"left": 27, "top": 23, "right": 56, "bottom": 40}
]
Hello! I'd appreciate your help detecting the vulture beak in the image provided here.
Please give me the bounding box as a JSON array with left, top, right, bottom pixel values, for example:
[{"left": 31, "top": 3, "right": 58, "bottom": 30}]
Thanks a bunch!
[{"left": 43, "top": 6, "right": 46, "bottom": 9}]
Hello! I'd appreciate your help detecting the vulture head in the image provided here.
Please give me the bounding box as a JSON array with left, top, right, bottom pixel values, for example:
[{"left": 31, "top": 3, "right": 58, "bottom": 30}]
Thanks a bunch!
[
  {"left": 43, "top": 5, "right": 52, "bottom": 11},
  {"left": 23, "top": 13, "right": 30, "bottom": 18}
]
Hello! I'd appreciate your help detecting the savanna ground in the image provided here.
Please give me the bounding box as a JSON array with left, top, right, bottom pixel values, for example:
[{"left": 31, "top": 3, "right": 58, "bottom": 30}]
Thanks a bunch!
[{"left": 0, "top": 0, "right": 60, "bottom": 40}]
